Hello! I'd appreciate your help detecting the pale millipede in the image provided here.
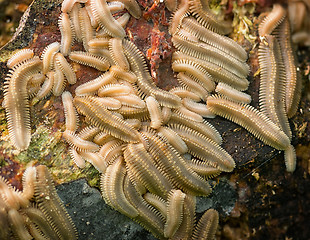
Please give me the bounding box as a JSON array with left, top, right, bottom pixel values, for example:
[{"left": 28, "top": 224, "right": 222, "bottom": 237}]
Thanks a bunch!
[
  {"left": 109, "top": 38, "right": 130, "bottom": 70},
  {"left": 32, "top": 71, "right": 55, "bottom": 103},
  {"left": 172, "top": 59, "right": 215, "bottom": 92},
  {"left": 182, "top": 98, "right": 216, "bottom": 118},
  {"left": 157, "top": 126, "right": 188, "bottom": 154},
  {"left": 59, "top": 12, "right": 74, "bottom": 56},
  {"left": 62, "top": 130, "right": 99, "bottom": 152},
  {"left": 90, "top": 0, "right": 126, "bottom": 38},
  {"left": 189, "top": 0, "right": 232, "bottom": 35},
  {"left": 40, "top": 42, "right": 60, "bottom": 74},
  {"left": 176, "top": 28, "right": 199, "bottom": 43},
  {"left": 99, "top": 142, "right": 123, "bottom": 165},
  {"left": 173, "top": 106, "right": 204, "bottom": 123},
  {"left": 176, "top": 72, "right": 209, "bottom": 100},
  {"left": 88, "top": 37, "right": 110, "bottom": 49},
  {"left": 69, "top": 148, "right": 86, "bottom": 168},
  {"left": 168, "top": 123, "right": 235, "bottom": 172},
  {"left": 21, "top": 166, "right": 36, "bottom": 200},
  {"left": 182, "top": 17, "right": 248, "bottom": 61},
  {"left": 7, "top": 49, "right": 34, "bottom": 69},
  {"left": 94, "top": 96, "right": 122, "bottom": 110},
  {"left": 207, "top": 94, "right": 291, "bottom": 151},
  {"left": 186, "top": 158, "right": 221, "bottom": 179},
  {"left": 173, "top": 51, "right": 249, "bottom": 91},
  {"left": 35, "top": 165, "right": 78, "bottom": 240},
  {"left": 168, "top": 112, "right": 222, "bottom": 145},
  {"left": 274, "top": 18, "right": 302, "bottom": 118},
  {"left": 113, "top": 94, "right": 146, "bottom": 109},
  {"left": 124, "top": 143, "right": 173, "bottom": 198},
  {"left": 258, "top": 3, "right": 286, "bottom": 37},
  {"left": 215, "top": 82, "right": 252, "bottom": 104},
  {"left": 258, "top": 35, "right": 292, "bottom": 139},
  {"left": 107, "top": 2, "right": 125, "bottom": 14},
  {"left": 172, "top": 34, "right": 249, "bottom": 78},
  {"left": 169, "top": 86, "right": 201, "bottom": 102},
  {"left": 55, "top": 52, "right": 77, "bottom": 84},
  {"left": 192, "top": 208, "right": 219, "bottom": 240},
  {"left": 98, "top": 139, "right": 123, "bottom": 159},
  {"left": 79, "top": 151, "right": 107, "bottom": 173},
  {"left": 123, "top": 39, "right": 182, "bottom": 108},
  {"left": 100, "top": 157, "right": 139, "bottom": 218},
  {"left": 69, "top": 51, "right": 110, "bottom": 71},
  {"left": 109, "top": 65, "right": 137, "bottom": 83},
  {"left": 145, "top": 96, "right": 163, "bottom": 129},
  {"left": 75, "top": 72, "right": 116, "bottom": 96},
  {"left": 4, "top": 57, "right": 42, "bottom": 150},
  {"left": 143, "top": 192, "right": 167, "bottom": 219},
  {"left": 61, "top": 0, "right": 87, "bottom": 13},
  {"left": 93, "top": 132, "right": 116, "bottom": 146},
  {"left": 98, "top": 83, "right": 134, "bottom": 97},
  {"left": 125, "top": 118, "right": 142, "bottom": 129},
  {"left": 73, "top": 96, "right": 141, "bottom": 143},
  {"left": 85, "top": 1, "right": 99, "bottom": 28},
  {"left": 164, "top": 189, "right": 185, "bottom": 238},
  {"left": 164, "top": 0, "right": 177, "bottom": 12},
  {"left": 169, "top": 0, "right": 189, "bottom": 35},
  {"left": 142, "top": 129, "right": 212, "bottom": 196},
  {"left": 79, "top": 7, "right": 94, "bottom": 51},
  {"left": 115, "top": 13, "right": 131, "bottom": 28},
  {"left": 123, "top": 175, "right": 165, "bottom": 239},
  {"left": 77, "top": 126, "right": 100, "bottom": 140},
  {"left": 53, "top": 58, "right": 66, "bottom": 96},
  {"left": 69, "top": 3, "right": 82, "bottom": 42},
  {"left": 62, "top": 91, "right": 79, "bottom": 132},
  {"left": 116, "top": 0, "right": 141, "bottom": 19},
  {"left": 8, "top": 209, "right": 33, "bottom": 239}
]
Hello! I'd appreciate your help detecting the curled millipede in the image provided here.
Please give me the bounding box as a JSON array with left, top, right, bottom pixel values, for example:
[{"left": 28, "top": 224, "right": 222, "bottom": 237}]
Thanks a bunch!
[
  {"left": 79, "top": 7, "right": 94, "bottom": 51},
  {"left": 7, "top": 49, "right": 34, "bottom": 69},
  {"left": 169, "top": 0, "right": 189, "bottom": 35},
  {"left": 69, "top": 51, "right": 110, "bottom": 71},
  {"left": 41, "top": 42, "right": 60, "bottom": 74},
  {"left": 90, "top": 0, "right": 126, "bottom": 38},
  {"left": 143, "top": 193, "right": 167, "bottom": 219},
  {"left": 258, "top": 3, "right": 286, "bottom": 37},
  {"left": 109, "top": 38, "right": 130, "bottom": 70},
  {"left": 215, "top": 82, "right": 252, "bottom": 104},
  {"left": 79, "top": 151, "right": 107, "bottom": 172},
  {"left": 182, "top": 17, "right": 248, "bottom": 61},
  {"left": 69, "top": 148, "right": 86, "bottom": 168},
  {"left": 55, "top": 52, "right": 76, "bottom": 84},
  {"left": 207, "top": 94, "right": 291, "bottom": 151},
  {"left": 59, "top": 12, "right": 74, "bottom": 56},
  {"left": 4, "top": 57, "right": 42, "bottom": 150},
  {"left": 189, "top": 0, "right": 232, "bottom": 35},
  {"left": 258, "top": 35, "right": 291, "bottom": 139}
]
